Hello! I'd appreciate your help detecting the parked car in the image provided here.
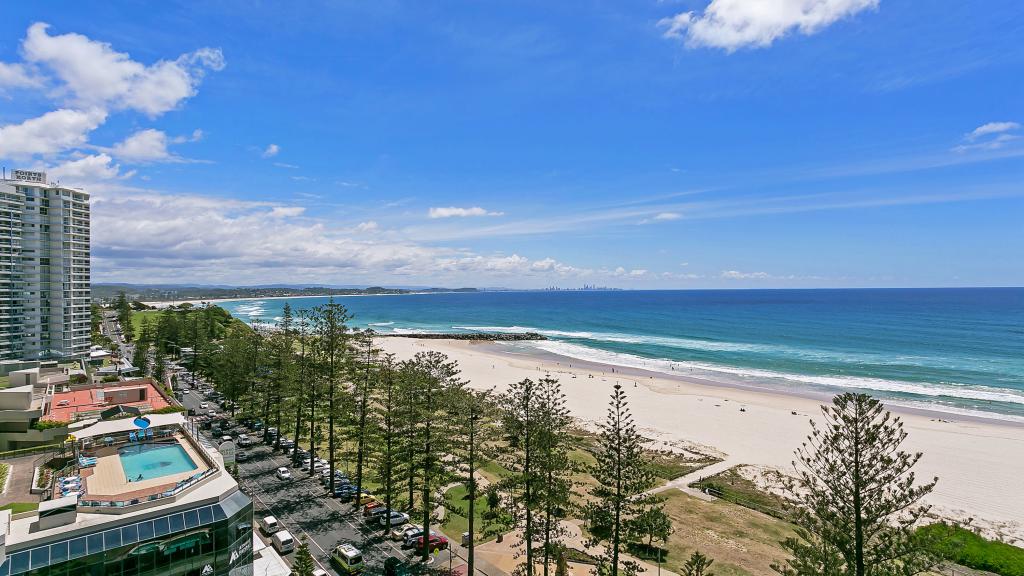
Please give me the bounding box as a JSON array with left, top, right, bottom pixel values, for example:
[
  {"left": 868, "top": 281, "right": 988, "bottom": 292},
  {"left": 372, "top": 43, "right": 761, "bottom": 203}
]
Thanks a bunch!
[
  {"left": 335, "top": 486, "right": 368, "bottom": 502},
  {"left": 259, "top": 515, "right": 280, "bottom": 534},
  {"left": 414, "top": 534, "right": 449, "bottom": 553},
  {"left": 391, "top": 523, "right": 419, "bottom": 542},
  {"left": 237, "top": 434, "right": 251, "bottom": 447},
  {"left": 366, "top": 506, "right": 393, "bottom": 523},
  {"left": 276, "top": 467, "right": 292, "bottom": 480},
  {"left": 381, "top": 511, "right": 410, "bottom": 527},
  {"left": 403, "top": 527, "right": 437, "bottom": 548},
  {"left": 330, "top": 543, "right": 364, "bottom": 575},
  {"left": 272, "top": 530, "right": 295, "bottom": 554},
  {"left": 236, "top": 451, "right": 249, "bottom": 462}
]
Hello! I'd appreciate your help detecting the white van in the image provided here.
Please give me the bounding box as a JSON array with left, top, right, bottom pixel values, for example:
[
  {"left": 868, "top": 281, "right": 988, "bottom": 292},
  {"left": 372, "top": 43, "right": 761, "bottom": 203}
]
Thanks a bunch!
[
  {"left": 272, "top": 530, "right": 295, "bottom": 554},
  {"left": 259, "top": 515, "right": 279, "bottom": 534}
]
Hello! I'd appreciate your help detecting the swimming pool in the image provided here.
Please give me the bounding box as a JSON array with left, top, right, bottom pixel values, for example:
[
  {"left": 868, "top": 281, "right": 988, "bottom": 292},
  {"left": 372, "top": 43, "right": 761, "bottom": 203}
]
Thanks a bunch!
[{"left": 119, "top": 443, "right": 198, "bottom": 481}]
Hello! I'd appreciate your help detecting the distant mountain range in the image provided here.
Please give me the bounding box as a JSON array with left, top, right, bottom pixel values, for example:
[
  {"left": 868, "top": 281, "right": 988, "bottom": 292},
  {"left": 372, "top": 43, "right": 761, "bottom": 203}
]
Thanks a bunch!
[{"left": 91, "top": 283, "right": 479, "bottom": 302}]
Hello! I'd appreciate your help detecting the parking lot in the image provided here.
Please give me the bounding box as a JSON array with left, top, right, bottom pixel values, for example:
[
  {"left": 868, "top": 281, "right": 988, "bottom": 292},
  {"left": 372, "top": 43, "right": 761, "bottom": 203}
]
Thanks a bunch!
[{"left": 179, "top": 388, "right": 458, "bottom": 575}]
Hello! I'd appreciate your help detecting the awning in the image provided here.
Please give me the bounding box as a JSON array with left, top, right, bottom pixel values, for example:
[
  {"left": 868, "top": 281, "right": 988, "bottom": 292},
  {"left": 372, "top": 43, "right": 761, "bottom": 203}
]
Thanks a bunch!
[{"left": 71, "top": 413, "right": 186, "bottom": 441}]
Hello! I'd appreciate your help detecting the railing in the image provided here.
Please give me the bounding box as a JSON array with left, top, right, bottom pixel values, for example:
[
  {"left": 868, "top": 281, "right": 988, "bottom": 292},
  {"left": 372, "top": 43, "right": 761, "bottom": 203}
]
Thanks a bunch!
[
  {"left": 78, "top": 467, "right": 218, "bottom": 509},
  {"left": 0, "top": 443, "right": 61, "bottom": 461}
]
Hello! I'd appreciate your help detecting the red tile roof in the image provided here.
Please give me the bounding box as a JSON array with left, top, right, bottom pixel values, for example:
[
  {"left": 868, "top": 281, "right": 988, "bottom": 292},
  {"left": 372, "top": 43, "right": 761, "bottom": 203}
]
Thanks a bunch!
[{"left": 45, "top": 379, "right": 171, "bottom": 422}]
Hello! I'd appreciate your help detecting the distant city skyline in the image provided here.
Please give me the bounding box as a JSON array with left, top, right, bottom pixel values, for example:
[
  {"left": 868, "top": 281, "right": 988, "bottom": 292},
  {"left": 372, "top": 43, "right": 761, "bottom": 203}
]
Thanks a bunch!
[{"left": 0, "top": 2, "right": 1021, "bottom": 288}]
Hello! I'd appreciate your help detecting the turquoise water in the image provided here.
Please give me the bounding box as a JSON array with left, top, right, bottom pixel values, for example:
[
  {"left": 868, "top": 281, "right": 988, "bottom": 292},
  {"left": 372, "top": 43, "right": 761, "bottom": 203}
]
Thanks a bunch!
[
  {"left": 219, "top": 288, "right": 1024, "bottom": 422},
  {"left": 119, "top": 444, "right": 197, "bottom": 481}
]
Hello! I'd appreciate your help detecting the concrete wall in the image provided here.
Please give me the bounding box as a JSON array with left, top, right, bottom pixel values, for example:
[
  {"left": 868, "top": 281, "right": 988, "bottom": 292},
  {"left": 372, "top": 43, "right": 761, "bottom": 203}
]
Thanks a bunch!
[
  {"left": 7, "top": 370, "right": 38, "bottom": 389},
  {"left": 0, "top": 385, "right": 33, "bottom": 411}
]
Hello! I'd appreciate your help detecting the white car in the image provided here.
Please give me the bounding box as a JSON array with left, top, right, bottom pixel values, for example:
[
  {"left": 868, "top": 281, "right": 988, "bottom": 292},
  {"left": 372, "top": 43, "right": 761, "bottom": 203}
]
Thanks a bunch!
[
  {"left": 396, "top": 524, "right": 423, "bottom": 544},
  {"left": 381, "top": 511, "right": 410, "bottom": 527},
  {"left": 390, "top": 523, "right": 416, "bottom": 541},
  {"left": 237, "top": 434, "right": 251, "bottom": 447},
  {"left": 199, "top": 402, "right": 208, "bottom": 409},
  {"left": 276, "top": 467, "right": 292, "bottom": 480}
]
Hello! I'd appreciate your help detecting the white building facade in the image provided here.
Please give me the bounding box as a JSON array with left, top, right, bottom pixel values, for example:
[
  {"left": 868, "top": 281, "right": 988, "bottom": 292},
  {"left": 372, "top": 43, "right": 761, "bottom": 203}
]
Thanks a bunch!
[{"left": 0, "top": 170, "right": 91, "bottom": 360}]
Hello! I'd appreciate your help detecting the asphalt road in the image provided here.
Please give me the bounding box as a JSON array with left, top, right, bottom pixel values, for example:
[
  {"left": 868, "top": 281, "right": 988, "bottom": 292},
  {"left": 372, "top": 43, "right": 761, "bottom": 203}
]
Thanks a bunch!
[{"left": 180, "top": 389, "right": 456, "bottom": 575}]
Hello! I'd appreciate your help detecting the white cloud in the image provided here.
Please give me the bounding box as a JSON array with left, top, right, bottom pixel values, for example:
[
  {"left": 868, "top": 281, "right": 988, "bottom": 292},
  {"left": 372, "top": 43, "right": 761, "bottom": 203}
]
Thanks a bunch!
[
  {"left": 262, "top": 144, "right": 280, "bottom": 158},
  {"left": 47, "top": 153, "right": 130, "bottom": 183},
  {"left": 0, "top": 61, "right": 42, "bottom": 90},
  {"left": 428, "top": 206, "right": 505, "bottom": 218},
  {"left": 953, "top": 121, "right": 1021, "bottom": 153},
  {"left": 22, "top": 22, "right": 224, "bottom": 117},
  {"left": 111, "top": 129, "right": 176, "bottom": 162},
  {"left": 171, "top": 129, "right": 203, "bottom": 144},
  {"left": 721, "top": 270, "right": 771, "bottom": 279},
  {"left": 659, "top": 0, "right": 878, "bottom": 52},
  {"left": 273, "top": 162, "right": 299, "bottom": 169},
  {"left": 88, "top": 186, "right": 604, "bottom": 286},
  {"left": 639, "top": 211, "right": 683, "bottom": 224},
  {"left": 356, "top": 221, "right": 379, "bottom": 232},
  {"left": 0, "top": 108, "right": 106, "bottom": 157},
  {"left": 269, "top": 206, "right": 305, "bottom": 218},
  {"left": 966, "top": 121, "right": 1020, "bottom": 141}
]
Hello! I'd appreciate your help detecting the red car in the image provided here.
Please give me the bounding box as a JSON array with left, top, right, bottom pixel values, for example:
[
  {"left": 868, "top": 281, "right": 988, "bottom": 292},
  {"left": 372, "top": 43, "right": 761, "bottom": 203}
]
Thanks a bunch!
[
  {"left": 363, "top": 501, "right": 384, "bottom": 516},
  {"left": 415, "top": 534, "right": 449, "bottom": 553}
]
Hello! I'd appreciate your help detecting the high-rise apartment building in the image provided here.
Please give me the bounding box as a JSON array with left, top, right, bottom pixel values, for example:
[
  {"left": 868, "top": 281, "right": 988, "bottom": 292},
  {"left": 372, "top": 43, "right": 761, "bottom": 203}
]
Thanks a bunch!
[{"left": 0, "top": 170, "right": 91, "bottom": 360}]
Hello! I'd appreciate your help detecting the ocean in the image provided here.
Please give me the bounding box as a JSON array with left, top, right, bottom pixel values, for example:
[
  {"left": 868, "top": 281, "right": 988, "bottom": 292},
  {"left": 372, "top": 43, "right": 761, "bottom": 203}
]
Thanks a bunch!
[{"left": 218, "top": 288, "right": 1024, "bottom": 422}]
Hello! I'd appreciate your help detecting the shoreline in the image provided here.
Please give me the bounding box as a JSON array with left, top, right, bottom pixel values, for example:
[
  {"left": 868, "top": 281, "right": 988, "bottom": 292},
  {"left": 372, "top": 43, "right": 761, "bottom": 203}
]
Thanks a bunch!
[
  {"left": 376, "top": 336, "right": 1024, "bottom": 539},
  {"left": 507, "top": 342, "right": 1024, "bottom": 429}
]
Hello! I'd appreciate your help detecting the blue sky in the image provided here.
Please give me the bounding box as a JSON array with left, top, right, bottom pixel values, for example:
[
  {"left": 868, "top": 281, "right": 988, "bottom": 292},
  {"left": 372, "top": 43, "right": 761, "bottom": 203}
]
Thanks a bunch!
[{"left": 1, "top": 1, "right": 1022, "bottom": 288}]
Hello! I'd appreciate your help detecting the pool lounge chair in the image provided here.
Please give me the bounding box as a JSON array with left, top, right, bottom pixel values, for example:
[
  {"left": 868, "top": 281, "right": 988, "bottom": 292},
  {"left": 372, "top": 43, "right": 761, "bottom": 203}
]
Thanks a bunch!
[
  {"left": 129, "top": 431, "right": 137, "bottom": 442},
  {"left": 146, "top": 429, "right": 155, "bottom": 439}
]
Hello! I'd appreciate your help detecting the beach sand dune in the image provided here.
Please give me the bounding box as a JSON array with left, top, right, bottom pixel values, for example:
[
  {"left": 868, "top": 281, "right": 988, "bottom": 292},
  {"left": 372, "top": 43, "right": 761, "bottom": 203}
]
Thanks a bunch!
[{"left": 379, "top": 337, "right": 1024, "bottom": 541}]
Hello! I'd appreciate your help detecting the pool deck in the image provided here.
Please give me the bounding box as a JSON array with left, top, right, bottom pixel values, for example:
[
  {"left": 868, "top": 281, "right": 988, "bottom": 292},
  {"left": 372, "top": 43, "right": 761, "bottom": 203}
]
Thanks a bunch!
[{"left": 80, "top": 434, "right": 209, "bottom": 501}]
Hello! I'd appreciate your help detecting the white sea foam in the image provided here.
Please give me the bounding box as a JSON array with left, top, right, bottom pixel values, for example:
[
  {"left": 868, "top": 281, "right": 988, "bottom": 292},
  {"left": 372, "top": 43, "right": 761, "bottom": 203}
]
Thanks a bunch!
[
  {"left": 527, "top": 339, "right": 1024, "bottom": 408},
  {"left": 452, "top": 325, "right": 956, "bottom": 367},
  {"left": 369, "top": 322, "right": 395, "bottom": 326},
  {"left": 453, "top": 325, "right": 777, "bottom": 352},
  {"left": 233, "top": 301, "right": 268, "bottom": 317}
]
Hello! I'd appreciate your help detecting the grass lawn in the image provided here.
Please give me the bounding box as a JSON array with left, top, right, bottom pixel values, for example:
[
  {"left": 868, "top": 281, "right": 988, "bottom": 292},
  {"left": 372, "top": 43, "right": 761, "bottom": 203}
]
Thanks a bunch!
[
  {"left": 478, "top": 458, "right": 513, "bottom": 484},
  {"left": 130, "top": 310, "right": 163, "bottom": 334},
  {"left": 440, "top": 484, "right": 509, "bottom": 543},
  {"left": 661, "top": 490, "right": 793, "bottom": 576},
  {"left": 0, "top": 502, "right": 39, "bottom": 514},
  {"left": 689, "top": 466, "right": 790, "bottom": 520}
]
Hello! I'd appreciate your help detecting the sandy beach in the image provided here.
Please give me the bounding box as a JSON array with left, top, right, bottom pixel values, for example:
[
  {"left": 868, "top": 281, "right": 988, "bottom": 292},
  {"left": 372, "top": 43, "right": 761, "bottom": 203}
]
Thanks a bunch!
[{"left": 378, "top": 336, "right": 1024, "bottom": 540}]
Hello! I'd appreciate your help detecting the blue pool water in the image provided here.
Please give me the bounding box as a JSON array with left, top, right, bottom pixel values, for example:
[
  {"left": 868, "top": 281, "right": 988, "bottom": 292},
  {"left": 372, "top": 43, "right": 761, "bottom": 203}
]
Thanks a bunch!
[{"left": 119, "top": 444, "right": 197, "bottom": 481}]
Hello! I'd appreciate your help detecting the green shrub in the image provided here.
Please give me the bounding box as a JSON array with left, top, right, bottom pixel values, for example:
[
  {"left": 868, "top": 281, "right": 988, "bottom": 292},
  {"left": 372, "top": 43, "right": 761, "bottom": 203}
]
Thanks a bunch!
[
  {"left": 32, "top": 420, "right": 70, "bottom": 431},
  {"left": 150, "top": 406, "right": 187, "bottom": 414},
  {"left": 919, "top": 522, "right": 1024, "bottom": 576}
]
